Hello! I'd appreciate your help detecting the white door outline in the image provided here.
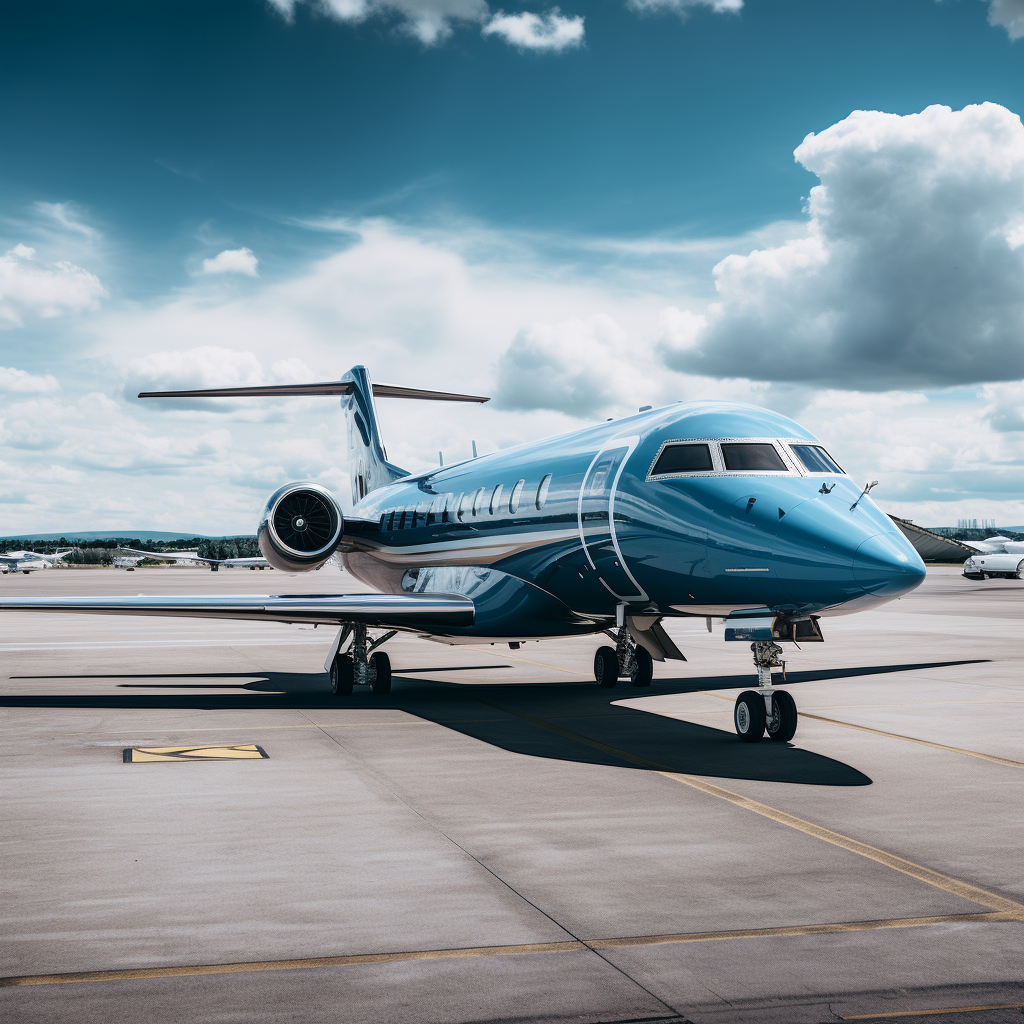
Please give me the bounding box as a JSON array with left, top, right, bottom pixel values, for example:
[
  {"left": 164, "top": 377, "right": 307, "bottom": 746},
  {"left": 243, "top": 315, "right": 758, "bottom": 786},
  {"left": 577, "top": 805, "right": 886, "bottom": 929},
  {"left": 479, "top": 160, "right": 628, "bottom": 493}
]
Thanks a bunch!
[{"left": 577, "top": 434, "right": 649, "bottom": 602}]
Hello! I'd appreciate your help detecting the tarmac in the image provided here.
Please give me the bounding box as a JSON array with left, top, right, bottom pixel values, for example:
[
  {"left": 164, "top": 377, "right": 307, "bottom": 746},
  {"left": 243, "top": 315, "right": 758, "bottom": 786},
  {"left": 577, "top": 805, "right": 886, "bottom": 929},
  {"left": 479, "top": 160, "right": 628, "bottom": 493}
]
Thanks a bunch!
[{"left": 0, "top": 565, "right": 1022, "bottom": 1024}]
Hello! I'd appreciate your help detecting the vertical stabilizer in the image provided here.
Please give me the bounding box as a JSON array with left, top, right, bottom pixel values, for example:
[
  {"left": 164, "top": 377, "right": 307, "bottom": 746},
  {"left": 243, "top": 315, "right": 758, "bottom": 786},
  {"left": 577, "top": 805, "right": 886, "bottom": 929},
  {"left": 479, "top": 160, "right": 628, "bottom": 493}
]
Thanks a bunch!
[{"left": 341, "top": 366, "right": 408, "bottom": 505}]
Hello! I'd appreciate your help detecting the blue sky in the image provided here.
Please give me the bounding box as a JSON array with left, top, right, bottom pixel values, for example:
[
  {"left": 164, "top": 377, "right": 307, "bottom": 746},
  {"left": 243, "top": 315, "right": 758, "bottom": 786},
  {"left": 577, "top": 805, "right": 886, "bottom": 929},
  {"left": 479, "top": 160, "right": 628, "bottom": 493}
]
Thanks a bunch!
[{"left": 1, "top": 0, "right": 1024, "bottom": 532}]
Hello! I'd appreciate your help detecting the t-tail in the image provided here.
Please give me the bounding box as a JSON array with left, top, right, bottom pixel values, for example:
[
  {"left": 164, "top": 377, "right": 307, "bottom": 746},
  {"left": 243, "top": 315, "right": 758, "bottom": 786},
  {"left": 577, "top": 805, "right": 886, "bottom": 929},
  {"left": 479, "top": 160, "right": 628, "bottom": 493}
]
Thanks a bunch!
[{"left": 139, "top": 364, "right": 489, "bottom": 569}]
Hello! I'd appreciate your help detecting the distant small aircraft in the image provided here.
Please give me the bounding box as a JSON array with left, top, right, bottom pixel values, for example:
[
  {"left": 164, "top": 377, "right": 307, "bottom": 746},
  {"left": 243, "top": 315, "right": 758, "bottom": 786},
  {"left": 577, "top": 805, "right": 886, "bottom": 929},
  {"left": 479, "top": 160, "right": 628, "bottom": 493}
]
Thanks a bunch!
[
  {"left": 0, "top": 365, "right": 926, "bottom": 745},
  {"left": 0, "top": 550, "right": 74, "bottom": 574},
  {"left": 191, "top": 555, "right": 272, "bottom": 571},
  {"left": 961, "top": 536, "right": 1024, "bottom": 580}
]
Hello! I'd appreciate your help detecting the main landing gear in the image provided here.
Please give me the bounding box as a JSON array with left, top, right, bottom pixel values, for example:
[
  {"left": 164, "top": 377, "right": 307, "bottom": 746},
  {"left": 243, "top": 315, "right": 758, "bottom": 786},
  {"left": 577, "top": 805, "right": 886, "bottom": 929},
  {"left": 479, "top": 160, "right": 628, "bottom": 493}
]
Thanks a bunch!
[
  {"left": 329, "top": 623, "right": 396, "bottom": 698},
  {"left": 734, "top": 641, "right": 798, "bottom": 743},
  {"left": 594, "top": 628, "right": 653, "bottom": 688}
]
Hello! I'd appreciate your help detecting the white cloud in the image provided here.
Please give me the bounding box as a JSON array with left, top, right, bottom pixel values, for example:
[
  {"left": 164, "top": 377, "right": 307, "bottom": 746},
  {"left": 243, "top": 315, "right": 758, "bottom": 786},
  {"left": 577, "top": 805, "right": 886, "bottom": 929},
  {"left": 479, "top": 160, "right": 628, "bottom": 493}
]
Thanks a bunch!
[
  {"left": 627, "top": 0, "right": 741, "bottom": 18},
  {"left": 271, "top": 0, "right": 488, "bottom": 44},
  {"left": 0, "top": 367, "right": 60, "bottom": 394},
  {"left": 0, "top": 245, "right": 107, "bottom": 327},
  {"left": 985, "top": 0, "right": 1024, "bottom": 40},
  {"left": 33, "top": 201, "right": 100, "bottom": 240},
  {"left": 982, "top": 381, "right": 1024, "bottom": 431},
  {"left": 666, "top": 103, "right": 1024, "bottom": 390},
  {"left": 482, "top": 9, "right": 584, "bottom": 50},
  {"left": 5, "top": 208, "right": 1024, "bottom": 532},
  {"left": 201, "top": 247, "right": 260, "bottom": 276}
]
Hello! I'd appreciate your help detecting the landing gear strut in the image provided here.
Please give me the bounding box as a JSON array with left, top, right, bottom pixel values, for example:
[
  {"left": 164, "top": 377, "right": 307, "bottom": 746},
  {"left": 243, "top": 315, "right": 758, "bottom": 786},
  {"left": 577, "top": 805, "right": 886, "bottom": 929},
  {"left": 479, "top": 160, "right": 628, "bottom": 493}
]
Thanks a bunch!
[
  {"left": 329, "top": 624, "right": 396, "bottom": 697},
  {"left": 734, "top": 641, "right": 798, "bottom": 743},
  {"left": 594, "top": 629, "right": 653, "bottom": 688}
]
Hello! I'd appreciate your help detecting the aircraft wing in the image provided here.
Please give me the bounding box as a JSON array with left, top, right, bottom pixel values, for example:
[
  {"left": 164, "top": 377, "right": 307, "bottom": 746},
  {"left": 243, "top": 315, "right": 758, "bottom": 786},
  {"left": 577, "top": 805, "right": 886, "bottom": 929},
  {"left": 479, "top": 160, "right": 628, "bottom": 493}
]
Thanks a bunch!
[{"left": 0, "top": 592, "right": 474, "bottom": 628}]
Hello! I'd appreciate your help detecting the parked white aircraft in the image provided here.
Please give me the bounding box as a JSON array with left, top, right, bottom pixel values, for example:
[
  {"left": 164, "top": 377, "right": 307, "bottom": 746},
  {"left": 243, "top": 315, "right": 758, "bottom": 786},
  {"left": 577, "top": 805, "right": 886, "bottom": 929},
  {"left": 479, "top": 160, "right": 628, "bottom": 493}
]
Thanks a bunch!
[
  {"left": 0, "top": 550, "right": 74, "bottom": 574},
  {"left": 961, "top": 536, "right": 1024, "bottom": 580}
]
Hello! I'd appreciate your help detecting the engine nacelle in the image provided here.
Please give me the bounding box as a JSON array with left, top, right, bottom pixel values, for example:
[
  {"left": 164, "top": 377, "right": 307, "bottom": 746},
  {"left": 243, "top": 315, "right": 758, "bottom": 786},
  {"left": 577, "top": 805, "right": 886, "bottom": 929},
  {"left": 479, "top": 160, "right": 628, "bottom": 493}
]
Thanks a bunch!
[{"left": 257, "top": 482, "right": 344, "bottom": 573}]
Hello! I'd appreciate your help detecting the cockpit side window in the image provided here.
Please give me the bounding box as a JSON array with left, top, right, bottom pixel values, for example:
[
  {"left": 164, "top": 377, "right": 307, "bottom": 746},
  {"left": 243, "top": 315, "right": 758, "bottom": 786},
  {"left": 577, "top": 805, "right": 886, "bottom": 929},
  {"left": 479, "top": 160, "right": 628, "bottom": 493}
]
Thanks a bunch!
[
  {"left": 791, "top": 444, "right": 844, "bottom": 474},
  {"left": 651, "top": 443, "right": 713, "bottom": 476},
  {"left": 721, "top": 443, "right": 787, "bottom": 472}
]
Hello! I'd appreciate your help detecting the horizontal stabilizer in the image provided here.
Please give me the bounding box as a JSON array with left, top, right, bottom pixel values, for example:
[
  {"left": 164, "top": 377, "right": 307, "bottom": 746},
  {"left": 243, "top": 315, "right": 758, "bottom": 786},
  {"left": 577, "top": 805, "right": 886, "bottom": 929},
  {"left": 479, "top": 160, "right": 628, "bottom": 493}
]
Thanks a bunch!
[
  {"left": 139, "top": 381, "right": 489, "bottom": 402},
  {"left": 0, "top": 592, "right": 475, "bottom": 628}
]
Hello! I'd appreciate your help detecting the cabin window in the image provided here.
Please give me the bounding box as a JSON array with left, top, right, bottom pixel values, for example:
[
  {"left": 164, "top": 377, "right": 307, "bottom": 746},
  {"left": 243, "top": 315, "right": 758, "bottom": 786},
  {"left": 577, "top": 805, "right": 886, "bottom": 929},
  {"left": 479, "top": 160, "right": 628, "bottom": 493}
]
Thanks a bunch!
[
  {"left": 509, "top": 479, "right": 525, "bottom": 514},
  {"left": 397, "top": 509, "right": 406, "bottom": 529},
  {"left": 791, "top": 444, "right": 844, "bottom": 474},
  {"left": 536, "top": 474, "right": 552, "bottom": 510},
  {"left": 441, "top": 494, "right": 451, "bottom": 523},
  {"left": 472, "top": 487, "right": 486, "bottom": 516},
  {"left": 721, "top": 443, "right": 788, "bottom": 472},
  {"left": 454, "top": 492, "right": 465, "bottom": 520},
  {"left": 489, "top": 484, "right": 503, "bottom": 515},
  {"left": 651, "top": 444, "right": 713, "bottom": 476},
  {"left": 381, "top": 513, "right": 388, "bottom": 530}
]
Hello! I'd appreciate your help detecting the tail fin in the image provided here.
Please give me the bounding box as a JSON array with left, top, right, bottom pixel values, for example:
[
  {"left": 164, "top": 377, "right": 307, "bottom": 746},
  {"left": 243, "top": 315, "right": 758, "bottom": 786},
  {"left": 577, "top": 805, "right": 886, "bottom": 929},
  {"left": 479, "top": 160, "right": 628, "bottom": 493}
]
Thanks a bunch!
[
  {"left": 342, "top": 366, "right": 408, "bottom": 504},
  {"left": 138, "top": 365, "right": 489, "bottom": 507}
]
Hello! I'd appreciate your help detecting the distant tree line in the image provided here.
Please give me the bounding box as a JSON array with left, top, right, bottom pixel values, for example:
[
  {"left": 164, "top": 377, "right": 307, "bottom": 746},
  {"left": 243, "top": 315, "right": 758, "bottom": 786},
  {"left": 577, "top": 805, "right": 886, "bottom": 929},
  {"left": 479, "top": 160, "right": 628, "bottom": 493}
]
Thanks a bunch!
[{"left": 196, "top": 537, "right": 261, "bottom": 559}]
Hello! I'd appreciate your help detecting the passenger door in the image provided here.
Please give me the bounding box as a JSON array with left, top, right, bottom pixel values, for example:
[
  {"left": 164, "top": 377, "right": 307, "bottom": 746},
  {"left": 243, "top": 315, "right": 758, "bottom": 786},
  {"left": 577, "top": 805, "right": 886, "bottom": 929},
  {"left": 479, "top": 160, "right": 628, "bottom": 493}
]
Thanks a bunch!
[{"left": 578, "top": 437, "right": 648, "bottom": 602}]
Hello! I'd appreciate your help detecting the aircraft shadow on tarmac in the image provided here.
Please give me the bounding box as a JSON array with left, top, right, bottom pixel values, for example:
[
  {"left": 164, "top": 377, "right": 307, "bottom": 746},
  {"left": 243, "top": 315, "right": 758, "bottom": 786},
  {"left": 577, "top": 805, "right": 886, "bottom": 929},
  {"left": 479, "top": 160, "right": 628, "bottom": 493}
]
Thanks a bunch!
[{"left": 3, "top": 659, "right": 988, "bottom": 787}]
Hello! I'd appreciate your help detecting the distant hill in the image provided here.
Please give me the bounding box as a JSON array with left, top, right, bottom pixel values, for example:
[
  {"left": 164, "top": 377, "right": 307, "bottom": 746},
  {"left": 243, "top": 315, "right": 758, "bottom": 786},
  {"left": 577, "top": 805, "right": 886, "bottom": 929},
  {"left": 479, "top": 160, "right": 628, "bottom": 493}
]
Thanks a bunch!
[{"left": 0, "top": 531, "right": 222, "bottom": 542}]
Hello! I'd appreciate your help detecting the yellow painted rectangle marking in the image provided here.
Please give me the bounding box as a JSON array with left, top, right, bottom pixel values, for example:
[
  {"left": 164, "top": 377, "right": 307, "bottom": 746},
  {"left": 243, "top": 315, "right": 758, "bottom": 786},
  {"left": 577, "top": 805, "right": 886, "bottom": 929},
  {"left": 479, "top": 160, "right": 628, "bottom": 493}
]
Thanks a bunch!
[{"left": 123, "top": 744, "right": 267, "bottom": 763}]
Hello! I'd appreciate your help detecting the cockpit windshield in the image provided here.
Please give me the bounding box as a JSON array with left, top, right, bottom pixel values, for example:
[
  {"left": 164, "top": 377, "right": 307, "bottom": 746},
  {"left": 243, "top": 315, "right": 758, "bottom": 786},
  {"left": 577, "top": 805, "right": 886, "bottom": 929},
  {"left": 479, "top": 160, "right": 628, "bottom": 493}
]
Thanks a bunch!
[
  {"left": 651, "top": 443, "right": 713, "bottom": 475},
  {"left": 720, "top": 443, "right": 787, "bottom": 472},
  {"left": 791, "top": 444, "right": 844, "bottom": 474}
]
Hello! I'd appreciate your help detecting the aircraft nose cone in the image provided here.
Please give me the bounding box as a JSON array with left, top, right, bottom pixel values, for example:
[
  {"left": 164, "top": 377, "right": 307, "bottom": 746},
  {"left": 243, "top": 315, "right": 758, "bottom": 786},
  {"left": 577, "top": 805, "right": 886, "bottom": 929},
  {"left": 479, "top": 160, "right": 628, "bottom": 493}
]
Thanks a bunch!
[{"left": 854, "top": 533, "right": 926, "bottom": 599}]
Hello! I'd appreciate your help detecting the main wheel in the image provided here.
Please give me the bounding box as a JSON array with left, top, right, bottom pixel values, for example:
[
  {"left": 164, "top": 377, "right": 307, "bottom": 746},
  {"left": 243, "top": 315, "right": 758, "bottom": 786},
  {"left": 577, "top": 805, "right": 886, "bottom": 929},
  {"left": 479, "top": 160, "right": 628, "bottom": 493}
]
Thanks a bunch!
[
  {"left": 370, "top": 651, "right": 392, "bottom": 695},
  {"left": 630, "top": 646, "right": 653, "bottom": 687},
  {"left": 766, "top": 690, "right": 798, "bottom": 742},
  {"left": 330, "top": 654, "right": 354, "bottom": 696},
  {"left": 734, "top": 690, "right": 766, "bottom": 742},
  {"left": 594, "top": 646, "right": 618, "bottom": 688}
]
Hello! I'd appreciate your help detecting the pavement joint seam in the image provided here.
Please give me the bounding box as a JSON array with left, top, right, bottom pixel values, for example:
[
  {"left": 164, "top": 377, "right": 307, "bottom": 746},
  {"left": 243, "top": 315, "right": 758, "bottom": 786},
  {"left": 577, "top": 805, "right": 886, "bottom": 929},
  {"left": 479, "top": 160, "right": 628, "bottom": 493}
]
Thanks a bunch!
[{"left": 293, "top": 706, "right": 685, "bottom": 1020}]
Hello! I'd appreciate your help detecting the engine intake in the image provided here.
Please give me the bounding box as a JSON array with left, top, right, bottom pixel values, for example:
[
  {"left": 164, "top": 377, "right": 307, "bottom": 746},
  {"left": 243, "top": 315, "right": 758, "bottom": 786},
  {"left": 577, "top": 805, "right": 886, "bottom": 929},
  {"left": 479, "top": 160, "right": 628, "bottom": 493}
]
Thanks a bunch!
[{"left": 258, "top": 482, "right": 344, "bottom": 572}]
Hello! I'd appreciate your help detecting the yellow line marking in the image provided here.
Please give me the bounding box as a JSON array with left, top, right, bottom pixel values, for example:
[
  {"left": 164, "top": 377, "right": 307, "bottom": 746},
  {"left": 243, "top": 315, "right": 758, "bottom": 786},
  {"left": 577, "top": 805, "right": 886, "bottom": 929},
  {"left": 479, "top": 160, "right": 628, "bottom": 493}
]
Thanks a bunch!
[
  {"left": 796, "top": 712, "right": 1024, "bottom": 769},
  {"left": 1, "top": 913, "right": 1013, "bottom": 988},
  {"left": 124, "top": 744, "right": 267, "bottom": 762},
  {"left": 842, "top": 1001, "right": 1024, "bottom": 1019},
  {"left": 655, "top": 772, "right": 1024, "bottom": 916},
  {"left": 691, "top": 692, "right": 1024, "bottom": 769},
  {"left": 472, "top": 697, "right": 1024, "bottom": 919},
  {"left": 588, "top": 912, "right": 1013, "bottom": 949}
]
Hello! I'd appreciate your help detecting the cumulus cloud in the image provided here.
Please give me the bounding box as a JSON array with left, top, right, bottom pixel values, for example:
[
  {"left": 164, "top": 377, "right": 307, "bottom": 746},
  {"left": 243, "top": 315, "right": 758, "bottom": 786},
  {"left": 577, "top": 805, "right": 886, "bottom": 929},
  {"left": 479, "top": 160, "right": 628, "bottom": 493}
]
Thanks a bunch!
[
  {"left": 986, "top": 0, "right": 1024, "bottom": 40},
  {"left": 201, "top": 247, "right": 259, "bottom": 276},
  {"left": 0, "top": 367, "right": 60, "bottom": 394},
  {"left": 269, "top": 0, "right": 488, "bottom": 45},
  {"left": 666, "top": 103, "right": 1024, "bottom": 390},
  {"left": 627, "top": 0, "right": 741, "bottom": 18},
  {"left": 982, "top": 381, "right": 1024, "bottom": 431},
  {"left": 482, "top": 9, "right": 584, "bottom": 50},
  {"left": 0, "top": 244, "right": 107, "bottom": 327}
]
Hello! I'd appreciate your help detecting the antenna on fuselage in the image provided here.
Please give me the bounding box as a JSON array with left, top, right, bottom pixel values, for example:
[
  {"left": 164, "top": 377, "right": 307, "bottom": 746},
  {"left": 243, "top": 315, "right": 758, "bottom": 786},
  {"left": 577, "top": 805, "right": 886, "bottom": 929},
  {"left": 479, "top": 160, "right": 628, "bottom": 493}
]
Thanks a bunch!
[
  {"left": 471, "top": 440, "right": 478, "bottom": 458},
  {"left": 439, "top": 452, "right": 444, "bottom": 466}
]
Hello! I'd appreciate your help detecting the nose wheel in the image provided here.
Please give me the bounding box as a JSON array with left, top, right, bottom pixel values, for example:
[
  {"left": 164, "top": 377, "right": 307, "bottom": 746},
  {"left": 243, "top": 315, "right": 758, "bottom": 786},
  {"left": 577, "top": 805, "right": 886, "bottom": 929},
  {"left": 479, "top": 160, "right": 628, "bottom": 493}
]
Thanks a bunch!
[{"left": 734, "top": 641, "right": 798, "bottom": 743}]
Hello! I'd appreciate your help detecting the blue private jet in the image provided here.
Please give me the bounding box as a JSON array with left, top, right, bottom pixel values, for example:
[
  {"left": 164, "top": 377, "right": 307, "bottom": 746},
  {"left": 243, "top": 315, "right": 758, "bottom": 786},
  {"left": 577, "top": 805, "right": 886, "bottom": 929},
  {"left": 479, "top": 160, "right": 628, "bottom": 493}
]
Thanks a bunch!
[{"left": 0, "top": 366, "right": 925, "bottom": 744}]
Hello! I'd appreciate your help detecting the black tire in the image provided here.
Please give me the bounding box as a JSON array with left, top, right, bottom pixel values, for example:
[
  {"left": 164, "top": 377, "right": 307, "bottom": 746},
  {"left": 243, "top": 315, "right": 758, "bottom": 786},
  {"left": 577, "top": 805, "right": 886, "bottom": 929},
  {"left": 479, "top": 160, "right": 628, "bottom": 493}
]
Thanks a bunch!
[
  {"left": 734, "top": 690, "right": 766, "bottom": 742},
  {"left": 370, "top": 651, "right": 392, "bottom": 695},
  {"left": 630, "top": 646, "right": 653, "bottom": 687},
  {"left": 594, "top": 646, "right": 618, "bottom": 688},
  {"left": 330, "top": 654, "right": 354, "bottom": 696},
  {"left": 766, "top": 690, "right": 798, "bottom": 742}
]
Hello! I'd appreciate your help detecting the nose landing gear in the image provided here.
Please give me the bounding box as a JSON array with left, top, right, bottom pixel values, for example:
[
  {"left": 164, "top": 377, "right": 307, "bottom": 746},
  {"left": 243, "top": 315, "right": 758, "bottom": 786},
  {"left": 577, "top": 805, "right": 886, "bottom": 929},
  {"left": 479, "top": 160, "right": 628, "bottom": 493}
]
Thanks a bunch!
[{"left": 734, "top": 641, "right": 798, "bottom": 743}]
